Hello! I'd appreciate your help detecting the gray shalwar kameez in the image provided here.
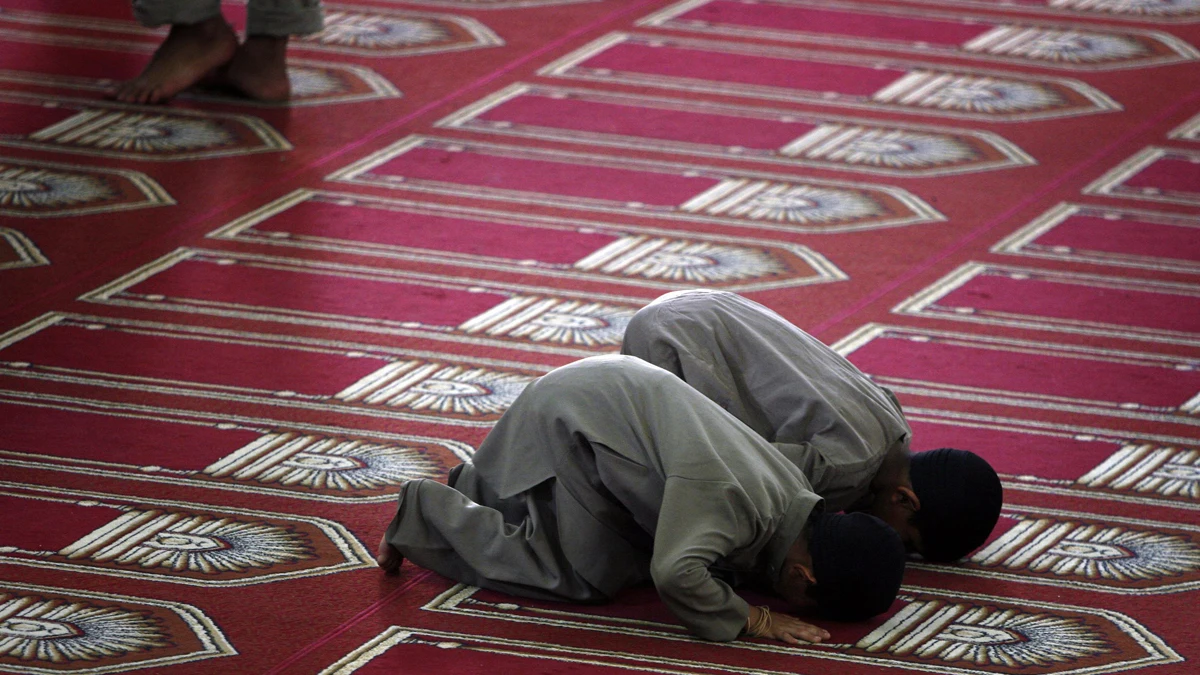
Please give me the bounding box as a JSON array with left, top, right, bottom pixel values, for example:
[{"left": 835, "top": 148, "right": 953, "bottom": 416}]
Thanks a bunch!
[
  {"left": 384, "top": 355, "right": 823, "bottom": 642},
  {"left": 621, "top": 290, "right": 911, "bottom": 513}
]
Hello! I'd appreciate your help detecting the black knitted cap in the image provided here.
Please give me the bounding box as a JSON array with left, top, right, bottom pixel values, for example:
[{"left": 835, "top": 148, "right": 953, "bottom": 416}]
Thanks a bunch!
[
  {"left": 808, "top": 512, "right": 905, "bottom": 621},
  {"left": 909, "top": 448, "right": 1003, "bottom": 562}
]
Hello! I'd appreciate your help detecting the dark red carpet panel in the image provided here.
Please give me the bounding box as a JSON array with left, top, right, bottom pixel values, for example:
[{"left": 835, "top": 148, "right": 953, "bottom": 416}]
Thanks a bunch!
[{"left": 1, "top": 0, "right": 1198, "bottom": 672}]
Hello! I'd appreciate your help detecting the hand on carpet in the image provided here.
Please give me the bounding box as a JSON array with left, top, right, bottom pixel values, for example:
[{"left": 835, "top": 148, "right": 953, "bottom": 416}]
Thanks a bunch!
[
  {"left": 745, "top": 606, "right": 829, "bottom": 645},
  {"left": 376, "top": 533, "right": 404, "bottom": 575}
]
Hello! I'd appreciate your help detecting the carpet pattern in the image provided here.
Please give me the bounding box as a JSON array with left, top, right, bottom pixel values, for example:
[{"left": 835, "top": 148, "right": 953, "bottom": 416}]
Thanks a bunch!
[{"left": 0, "top": 0, "right": 1198, "bottom": 673}]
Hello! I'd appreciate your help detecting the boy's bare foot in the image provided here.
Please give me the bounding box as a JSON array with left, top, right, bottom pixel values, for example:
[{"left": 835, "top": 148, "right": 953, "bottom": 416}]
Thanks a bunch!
[
  {"left": 224, "top": 35, "right": 292, "bottom": 102},
  {"left": 377, "top": 533, "right": 404, "bottom": 575},
  {"left": 113, "top": 16, "right": 237, "bottom": 104}
]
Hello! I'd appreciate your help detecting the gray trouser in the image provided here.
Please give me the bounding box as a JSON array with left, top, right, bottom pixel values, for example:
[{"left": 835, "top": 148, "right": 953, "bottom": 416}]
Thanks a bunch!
[
  {"left": 385, "top": 467, "right": 606, "bottom": 603},
  {"left": 132, "top": 0, "right": 324, "bottom": 36}
]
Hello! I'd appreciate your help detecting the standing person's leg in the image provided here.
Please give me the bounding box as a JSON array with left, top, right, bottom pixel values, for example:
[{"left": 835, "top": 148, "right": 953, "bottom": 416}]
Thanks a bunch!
[
  {"left": 114, "top": 0, "right": 237, "bottom": 103},
  {"left": 377, "top": 479, "right": 605, "bottom": 603},
  {"left": 226, "top": 0, "right": 324, "bottom": 101}
]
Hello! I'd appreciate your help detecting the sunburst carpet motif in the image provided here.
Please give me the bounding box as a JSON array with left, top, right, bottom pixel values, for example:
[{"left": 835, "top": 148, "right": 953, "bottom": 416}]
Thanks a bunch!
[{"left": 1, "top": 0, "right": 1199, "bottom": 673}]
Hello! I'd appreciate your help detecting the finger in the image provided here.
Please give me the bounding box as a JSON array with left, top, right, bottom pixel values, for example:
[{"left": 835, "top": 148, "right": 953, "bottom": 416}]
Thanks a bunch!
[
  {"left": 782, "top": 625, "right": 825, "bottom": 643},
  {"left": 783, "top": 619, "right": 829, "bottom": 642},
  {"left": 779, "top": 633, "right": 800, "bottom": 646}
]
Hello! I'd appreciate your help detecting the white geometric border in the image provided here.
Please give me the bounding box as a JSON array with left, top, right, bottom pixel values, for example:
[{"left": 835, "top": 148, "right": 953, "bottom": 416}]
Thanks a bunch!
[
  {"left": 1084, "top": 146, "right": 1200, "bottom": 207},
  {"left": 909, "top": 503, "right": 1200, "bottom": 594},
  {"left": 0, "top": 480, "right": 375, "bottom": 586},
  {"left": 328, "top": 135, "right": 946, "bottom": 235},
  {"left": 881, "top": 0, "right": 1200, "bottom": 24},
  {"left": 0, "top": 91, "right": 292, "bottom": 160},
  {"left": 539, "top": 33, "right": 1122, "bottom": 123},
  {"left": 81, "top": 247, "right": 639, "bottom": 357},
  {"left": 0, "top": 313, "right": 554, "bottom": 428},
  {"left": 436, "top": 83, "right": 1036, "bottom": 177},
  {"left": 638, "top": 0, "right": 1200, "bottom": 71},
  {"left": 321, "top": 627, "right": 731, "bottom": 675},
  {"left": 894, "top": 261, "right": 1200, "bottom": 346},
  {"left": 294, "top": 4, "right": 504, "bottom": 57},
  {"left": 0, "top": 228, "right": 48, "bottom": 270},
  {"left": 0, "top": 389, "right": 473, "bottom": 503},
  {"left": 832, "top": 323, "right": 1200, "bottom": 426},
  {"left": 904, "top": 407, "right": 1200, "bottom": 511},
  {"left": 0, "top": 155, "right": 174, "bottom": 218},
  {"left": 419, "top": 584, "right": 1182, "bottom": 675},
  {"left": 206, "top": 189, "right": 848, "bottom": 292},
  {"left": 992, "top": 202, "right": 1200, "bottom": 275},
  {"left": 0, "top": 581, "right": 236, "bottom": 674},
  {"left": 1170, "top": 111, "right": 1200, "bottom": 141}
]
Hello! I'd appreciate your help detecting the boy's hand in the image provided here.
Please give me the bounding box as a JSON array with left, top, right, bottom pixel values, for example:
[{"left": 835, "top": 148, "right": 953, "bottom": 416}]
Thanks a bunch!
[{"left": 746, "top": 606, "right": 830, "bottom": 644}]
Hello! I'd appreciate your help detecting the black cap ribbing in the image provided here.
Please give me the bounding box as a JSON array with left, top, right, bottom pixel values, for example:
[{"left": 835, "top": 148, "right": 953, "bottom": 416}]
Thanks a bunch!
[
  {"left": 910, "top": 448, "right": 1003, "bottom": 562},
  {"left": 808, "top": 512, "right": 905, "bottom": 621}
]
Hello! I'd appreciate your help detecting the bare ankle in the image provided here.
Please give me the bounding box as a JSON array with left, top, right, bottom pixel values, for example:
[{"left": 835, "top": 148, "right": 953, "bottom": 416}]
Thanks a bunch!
[
  {"left": 172, "top": 15, "right": 233, "bottom": 39},
  {"left": 243, "top": 35, "right": 290, "bottom": 55}
]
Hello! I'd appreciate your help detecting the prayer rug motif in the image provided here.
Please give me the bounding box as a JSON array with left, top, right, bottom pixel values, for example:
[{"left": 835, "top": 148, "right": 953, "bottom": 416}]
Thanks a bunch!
[
  {"left": 0, "top": 228, "right": 48, "bottom": 271},
  {"left": 856, "top": 589, "right": 1177, "bottom": 672},
  {"left": 0, "top": 392, "right": 470, "bottom": 502},
  {"left": 540, "top": 33, "right": 1121, "bottom": 122},
  {"left": 884, "top": 0, "right": 1200, "bottom": 23},
  {"left": 208, "top": 190, "right": 848, "bottom": 292},
  {"left": 893, "top": 262, "right": 1200, "bottom": 346},
  {"left": 0, "top": 158, "right": 172, "bottom": 218},
  {"left": 914, "top": 506, "right": 1200, "bottom": 594},
  {"left": 1076, "top": 444, "right": 1200, "bottom": 500},
  {"left": 0, "top": 482, "right": 373, "bottom": 585},
  {"left": 82, "top": 247, "right": 641, "bottom": 356},
  {"left": 638, "top": 0, "right": 1200, "bottom": 70},
  {"left": 0, "top": 5, "right": 499, "bottom": 59},
  {"left": 1170, "top": 111, "right": 1200, "bottom": 141},
  {"left": 0, "top": 27, "right": 400, "bottom": 108},
  {"left": 1084, "top": 146, "right": 1200, "bottom": 207},
  {"left": 906, "top": 409, "right": 1200, "bottom": 509},
  {"left": 0, "top": 313, "right": 548, "bottom": 426},
  {"left": 274, "top": 61, "right": 401, "bottom": 107},
  {"left": 0, "top": 582, "right": 233, "bottom": 674},
  {"left": 333, "top": 361, "right": 536, "bottom": 418},
  {"left": 833, "top": 324, "right": 1200, "bottom": 425},
  {"left": 299, "top": 8, "right": 502, "bottom": 56},
  {"left": 436, "top": 83, "right": 1035, "bottom": 176},
  {"left": 992, "top": 203, "right": 1200, "bottom": 275},
  {"left": 328, "top": 136, "right": 944, "bottom": 234},
  {"left": 421, "top": 584, "right": 1181, "bottom": 674},
  {"left": 0, "top": 93, "right": 291, "bottom": 160}
]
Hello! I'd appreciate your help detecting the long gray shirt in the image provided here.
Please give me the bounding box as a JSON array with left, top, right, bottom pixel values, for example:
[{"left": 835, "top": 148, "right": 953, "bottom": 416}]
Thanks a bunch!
[
  {"left": 621, "top": 290, "right": 911, "bottom": 512},
  {"left": 472, "top": 355, "right": 823, "bottom": 641}
]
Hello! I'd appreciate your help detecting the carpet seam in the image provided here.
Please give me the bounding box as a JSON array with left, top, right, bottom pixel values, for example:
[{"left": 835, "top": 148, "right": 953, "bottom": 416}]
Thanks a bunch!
[{"left": 263, "top": 569, "right": 433, "bottom": 675}]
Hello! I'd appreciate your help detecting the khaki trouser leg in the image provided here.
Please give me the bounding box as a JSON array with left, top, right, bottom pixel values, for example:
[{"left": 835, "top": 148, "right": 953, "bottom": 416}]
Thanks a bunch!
[
  {"left": 245, "top": 0, "right": 324, "bottom": 36},
  {"left": 385, "top": 478, "right": 606, "bottom": 603}
]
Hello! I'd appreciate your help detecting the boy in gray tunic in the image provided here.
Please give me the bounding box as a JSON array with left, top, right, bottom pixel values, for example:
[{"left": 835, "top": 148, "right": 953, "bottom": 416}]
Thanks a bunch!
[
  {"left": 378, "top": 355, "right": 905, "bottom": 643},
  {"left": 621, "top": 290, "right": 1003, "bottom": 562}
]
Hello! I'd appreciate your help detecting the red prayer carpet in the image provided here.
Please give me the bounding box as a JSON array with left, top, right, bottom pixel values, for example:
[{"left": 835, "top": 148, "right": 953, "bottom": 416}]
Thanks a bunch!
[{"left": 1, "top": 0, "right": 1199, "bottom": 673}]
